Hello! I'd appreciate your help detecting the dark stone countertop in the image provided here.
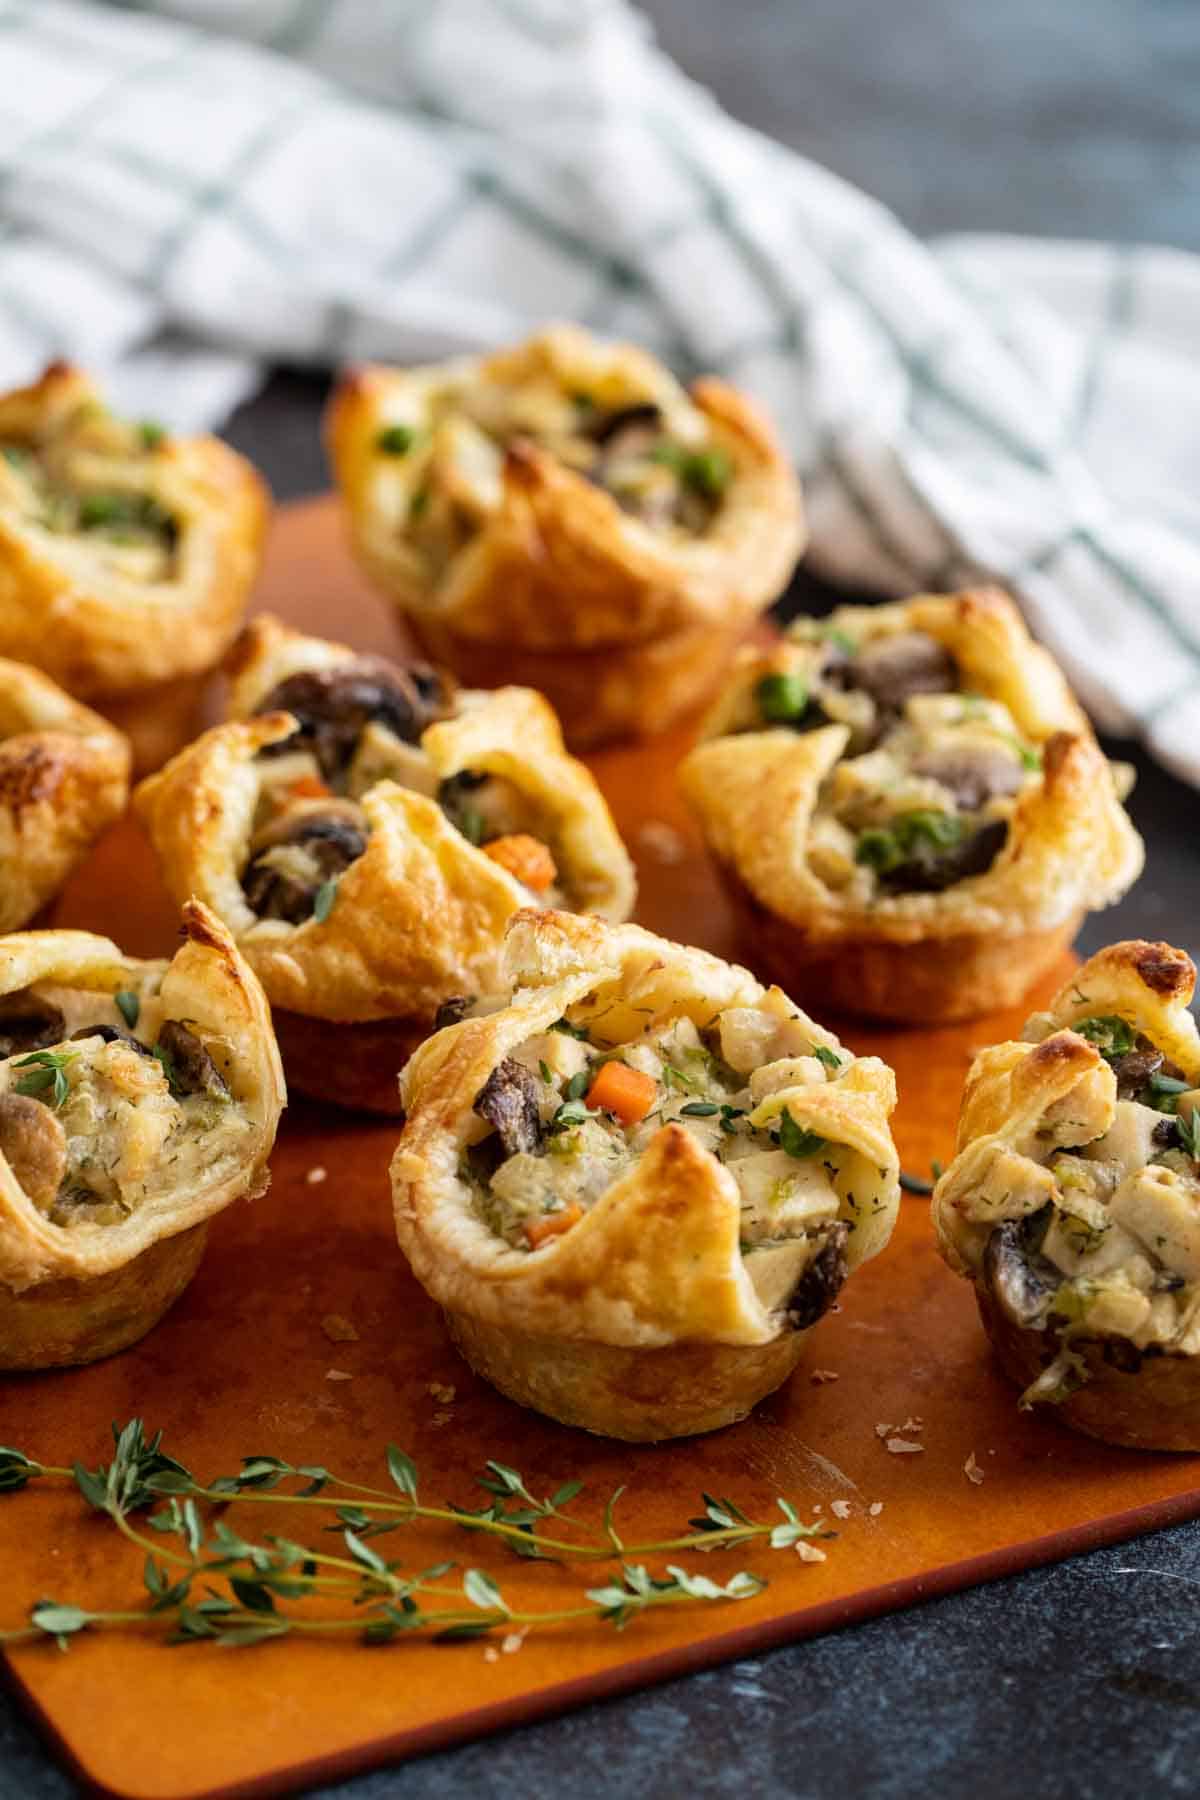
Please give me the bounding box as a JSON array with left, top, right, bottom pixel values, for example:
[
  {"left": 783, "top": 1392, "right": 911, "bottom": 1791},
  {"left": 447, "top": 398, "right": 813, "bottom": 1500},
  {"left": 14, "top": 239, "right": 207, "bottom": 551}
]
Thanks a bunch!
[{"left": 4, "top": 2, "right": 1200, "bottom": 1794}]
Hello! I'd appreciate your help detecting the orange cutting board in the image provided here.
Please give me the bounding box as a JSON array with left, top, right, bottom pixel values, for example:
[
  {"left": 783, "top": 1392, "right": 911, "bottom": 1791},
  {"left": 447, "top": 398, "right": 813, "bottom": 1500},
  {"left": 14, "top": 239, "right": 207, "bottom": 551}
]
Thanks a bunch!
[{"left": 3, "top": 498, "right": 1198, "bottom": 1800}]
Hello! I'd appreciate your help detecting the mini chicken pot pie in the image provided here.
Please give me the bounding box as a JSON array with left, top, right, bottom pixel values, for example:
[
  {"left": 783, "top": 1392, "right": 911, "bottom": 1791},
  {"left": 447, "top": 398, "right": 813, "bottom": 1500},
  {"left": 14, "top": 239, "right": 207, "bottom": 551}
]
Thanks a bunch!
[
  {"left": 0, "top": 363, "right": 269, "bottom": 772},
  {"left": 326, "top": 325, "right": 804, "bottom": 747},
  {"left": 135, "top": 616, "right": 635, "bottom": 1113},
  {"left": 0, "top": 901, "right": 284, "bottom": 1370},
  {"left": 0, "top": 658, "right": 130, "bottom": 930},
  {"left": 391, "top": 909, "right": 900, "bottom": 1440},
  {"left": 680, "top": 587, "right": 1143, "bottom": 1023},
  {"left": 933, "top": 941, "right": 1200, "bottom": 1451}
]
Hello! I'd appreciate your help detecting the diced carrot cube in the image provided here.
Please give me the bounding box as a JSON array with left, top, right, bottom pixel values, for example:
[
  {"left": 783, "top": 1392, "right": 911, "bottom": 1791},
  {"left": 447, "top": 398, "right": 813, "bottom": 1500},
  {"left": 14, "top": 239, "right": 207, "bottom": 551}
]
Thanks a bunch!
[
  {"left": 585, "top": 1060, "right": 658, "bottom": 1125},
  {"left": 482, "top": 833, "right": 557, "bottom": 892},
  {"left": 524, "top": 1202, "right": 583, "bottom": 1248}
]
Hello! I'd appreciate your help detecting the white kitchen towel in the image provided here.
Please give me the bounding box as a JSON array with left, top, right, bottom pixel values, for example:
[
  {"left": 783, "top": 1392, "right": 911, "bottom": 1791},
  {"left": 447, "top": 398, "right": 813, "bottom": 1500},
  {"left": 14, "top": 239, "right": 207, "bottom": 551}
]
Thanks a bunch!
[{"left": 1, "top": 0, "right": 1199, "bottom": 778}]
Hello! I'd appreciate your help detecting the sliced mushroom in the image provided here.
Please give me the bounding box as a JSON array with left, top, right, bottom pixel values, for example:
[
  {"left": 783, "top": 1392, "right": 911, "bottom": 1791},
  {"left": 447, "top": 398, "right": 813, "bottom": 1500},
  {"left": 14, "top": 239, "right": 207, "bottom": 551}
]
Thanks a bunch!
[
  {"left": 882, "top": 817, "right": 1008, "bottom": 894},
  {"left": 0, "top": 1091, "right": 67, "bottom": 1209},
  {"left": 473, "top": 1057, "right": 544, "bottom": 1157},
  {"left": 587, "top": 401, "right": 662, "bottom": 446},
  {"left": 434, "top": 995, "right": 475, "bottom": 1030},
  {"left": 849, "top": 631, "right": 958, "bottom": 712},
  {"left": 70, "top": 1023, "right": 156, "bottom": 1059},
  {"left": 156, "top": 1020, "right": 229, "bottom": 1100},
  {"left": 256, "top": 658, "right": 453, "bottom": 780},
  {"left": 786, "top": 1221, "right": 850, "bottom": 1329},
  {"left": 983, "top": 1218, "right": 1059, "bottom": 1329},
  {"left": 910, "top": 743, "right": 1024, "bottom": 811},
  {"left": 0, "top": 992, "right": 65, "bottom": 1059},
  {"left": 242, "top": 810, "right": 367, "bottom": 923}
]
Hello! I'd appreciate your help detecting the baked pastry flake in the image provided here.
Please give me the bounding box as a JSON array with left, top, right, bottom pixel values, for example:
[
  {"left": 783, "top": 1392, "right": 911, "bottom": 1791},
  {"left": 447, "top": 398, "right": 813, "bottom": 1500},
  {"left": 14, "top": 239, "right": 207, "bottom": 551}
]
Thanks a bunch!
[
  {"left": 392, "top": 909, "right": 900, "bottom": 1439},
  {"left": 326, "top": 325, "right": 804, "bottom": 745},
  {"left": 135, "top": 616, "right": 635, "bottom": 1111},
  {"left": 680, "top": 587, "right": 1143, "bottom": 1022},
  {"left": 0, "top": 658, "right": 130, "bottom": 930},
  {"left": 933, "top": 941, "right": 1200, "bottom": 1449},
  {"left": 0, "top": 901, "right": 285, "bottom": 1369},
  {"left": 0, "top": 363, "right": 269, "bottom": 770}
]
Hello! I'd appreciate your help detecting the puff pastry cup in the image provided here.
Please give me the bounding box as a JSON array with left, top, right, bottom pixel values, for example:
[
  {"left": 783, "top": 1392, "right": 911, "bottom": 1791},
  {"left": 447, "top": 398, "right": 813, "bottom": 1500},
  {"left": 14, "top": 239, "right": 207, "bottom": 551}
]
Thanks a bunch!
[
  {"left": 326, "top": 325, "right": 805, "bottom": 746},
  {"left": 0, "top": 658, "right": 130, "bottom": 930},
  {"left": 391, "top": 908, "right": 900, "bottom": 1441},
  {"left": 135, "top": 615, "right": 636, "bottom": 1113},
  {"left": 0, "top": 363, "right": 269, "bottom": 772},
  {"left": 933, "top": 941, "right": 1200, "bottom": 1450},
  {"left": 0, "top": 901, "right": 285, "bottom": 1371},
  {"left": 680, "top": 587, "right": 1144, "bottom": 1023}
]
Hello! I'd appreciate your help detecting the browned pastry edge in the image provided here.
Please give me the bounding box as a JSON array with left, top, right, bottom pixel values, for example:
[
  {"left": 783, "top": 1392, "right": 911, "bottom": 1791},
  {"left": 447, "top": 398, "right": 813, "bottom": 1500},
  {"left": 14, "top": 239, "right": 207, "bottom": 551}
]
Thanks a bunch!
[
  {"left": 0, "top": 1222, "right": 207, "bottom": 1371},
  {"left": 96, "top": 670, "right": 209, "bottom": 776},
  {"left": 405, "top": 611, "right": 752, "bottom": 750},
  {"left": 976, "top": 1287, "right": 1200, "bottom": 1453},
  {"left": 720, "top": 866, "right": 1083, "bottom": 1024},
  {"left": 272, "top": 1009, "right": 430, "bottom": 1115},
  {"left": 444, "top": 1307, "right": 810, "bottom": 1441}
]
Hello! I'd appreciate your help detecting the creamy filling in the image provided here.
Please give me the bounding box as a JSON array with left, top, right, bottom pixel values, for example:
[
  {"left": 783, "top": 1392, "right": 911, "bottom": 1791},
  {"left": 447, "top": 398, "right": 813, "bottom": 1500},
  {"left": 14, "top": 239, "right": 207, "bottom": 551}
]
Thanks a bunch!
[
  {"left": 0, "top": 414, "right": 178, "bottom": 582},
  {"left": 736, "top": 625, "right": 1040, "bottom": 901},
  {"left": 0, "top": 981, "right": 253, "bottom": 1228},
  {"left": 459, "top": 997, "right": 865, "bottom": 1324},
  {"left": 246, "top": 661, "right": 565, "bottom": 920},
  {"left": 950, "top": 1016, "right": 1200, "bottom": 1402},
  {"left": 374, "top": 373, "right": 731, "bottom": 576}
]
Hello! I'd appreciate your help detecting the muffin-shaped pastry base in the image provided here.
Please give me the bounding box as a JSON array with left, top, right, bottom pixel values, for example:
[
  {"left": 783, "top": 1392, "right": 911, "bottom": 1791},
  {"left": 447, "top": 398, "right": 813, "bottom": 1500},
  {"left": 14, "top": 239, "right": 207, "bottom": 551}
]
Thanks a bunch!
[
  {"left": 406, "top": 610, "right": 750, "bottom": 750},
  {"left": 446, "top": 1308, "right": 809, "bottom": 1441},
  {"left": 722, "top": 868, "right": 1083, "bottom": 1024},
  {"left": 976, "top": 1289, "right": 1200, "bottom": 1453},
  {"left": 98, "top": 671, "right": 208, "bottom": 777},
  {"left": 0, "top": 1223, "right": 207, "bottom": 1371},
  {"left": 272, "top": 1010, "right": 428, "bottom": 1116}
]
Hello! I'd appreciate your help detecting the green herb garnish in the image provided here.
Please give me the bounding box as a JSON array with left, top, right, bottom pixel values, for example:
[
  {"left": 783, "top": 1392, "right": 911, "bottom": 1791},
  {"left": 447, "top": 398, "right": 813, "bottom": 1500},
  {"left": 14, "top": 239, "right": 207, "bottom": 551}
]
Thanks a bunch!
[
  {"left": 114, "top": 989, "right": 140, "bottom": 1030},
  {"left": 679, "top": 1101, "right": 720, "bottom": 1117},
  {"left": 563, "top": 1070, "right": 590, "bottom": 1102},
  {"left": 312, "top": 879, "right": 339, "bottom": 924},
  {"left": 409, "top": 485, "right": 430, "bottom": 519},
  {"left": 1177, "top": 1109, "right": 1200, "bottom": 1161},
  {"left": 1073, "top": 1016, "right": 1137, "bottom": 1061},
  {"left": 778, "top": 1110, "right": 826, "bottom": 1160},
  {"left": 812, "top": 1046, "right": 842, "bottom": 1071},
  {"left": 756, "top": 671, "right": 809, "bottom": 725},
  {"left": 377, "top": 423, "right": 417, "bottom": 455},
  {"left": 650, "top": 442, "right": 732, "bottom": 498},
  {"left": 13, "top": 1049, "right": 76, "bottom": 1109},
  {"left": 1143, "top": 1071, "right": 1189, "bottom": 1114},
  {"left": 550, "top": 1018, "right": 590, "bottom": 1041},
  {"left": 538, "top": 1060, "right": 553, "bottom": 1086},
  {"left": 138, "top": 420, "right": 166, "bottom": 451},
  {"left": 0, "top": 1421, "right": 829, "bottom": 1655}
]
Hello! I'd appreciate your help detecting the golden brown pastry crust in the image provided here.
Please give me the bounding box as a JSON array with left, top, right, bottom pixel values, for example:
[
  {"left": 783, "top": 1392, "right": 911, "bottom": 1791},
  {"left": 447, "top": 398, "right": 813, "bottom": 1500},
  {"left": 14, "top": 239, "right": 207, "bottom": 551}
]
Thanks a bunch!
[
  {"left": 0, "top": 901, "right": 285, "bottom": 1369},
  {"left": 0, "top": 363, "right": 269, "bottom": 709},
  {"left": 326, "top": 326, "right": 804, "bottom": 745},
  {"left": 680, "top": 588, "right": 1144, "bottom": 1022},
  {"left": 933, "top": 941, "right": 1200, "bottom": 1450},
  {"left": 392, "top": 909, "right": 900, "bottom": 1440},
  {"left": 137, "top": 620, "right": 635, "bottom": 1108},
  {"left": 0, "top": 658, "right": 130, "bottom": 930}
]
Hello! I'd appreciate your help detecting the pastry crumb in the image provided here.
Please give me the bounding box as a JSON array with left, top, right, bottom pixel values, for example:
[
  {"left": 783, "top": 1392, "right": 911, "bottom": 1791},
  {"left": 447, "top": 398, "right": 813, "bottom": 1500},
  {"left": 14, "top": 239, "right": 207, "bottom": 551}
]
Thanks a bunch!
[
  {"left": 868, "top": 1501, "right": 884, "bottom": 1517},
  {"left": 886, "top": 1437, "right": 924, "bottom": 1455},
  {"left": 321, "top": 1313, "right": 359, "bottom": 1343},
  {"left": 306, "top": 1166, "right": 328, "bottom": 1185},
  {"left": 427, "top": 1381, "right": 457, "bottom": 1404},
  {"left": 901, "top": 1416, "right": 924, "bottom": 1432},
  {"left": 795, "top": 1542, "right": 827, "bottom": 1563},
  {"left": 812, "top": 1503, "right": 823, "bottom": 1514},
  {"left": 325, "top": 1368, "right": 353, "bottom": 1382},
  {"left": 874, "top": 1422, "right": 893, "bottom": 1439},
  {"left": 811, "top": 1369, "right": 839, "bottom": 1384},
  {"left": 431, "top": 1411, "right": 453, "bottom": 1427},
  {"left": 483, "top": 1645, "right": 500, "bottom": 1663},
  {"left": 636, "top": 820, "right": 686, "bottom": 866},
  {"left": 830, "top": 1499, "right": 852, "bottom": 1520},
  {"left": 501, "top": 1631, "right": 526, "bottom": 1655},
  {"left": 964, "top": 1452, "right": 984, "bottom": 1485}
]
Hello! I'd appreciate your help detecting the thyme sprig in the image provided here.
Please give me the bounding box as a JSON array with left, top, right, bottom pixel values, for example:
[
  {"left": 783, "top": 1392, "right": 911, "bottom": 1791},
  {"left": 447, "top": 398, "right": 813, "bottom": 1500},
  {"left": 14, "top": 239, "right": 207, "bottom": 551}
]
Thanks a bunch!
[{"left": 0, "top": 1423, "right": 828, "bottom": 1653}]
